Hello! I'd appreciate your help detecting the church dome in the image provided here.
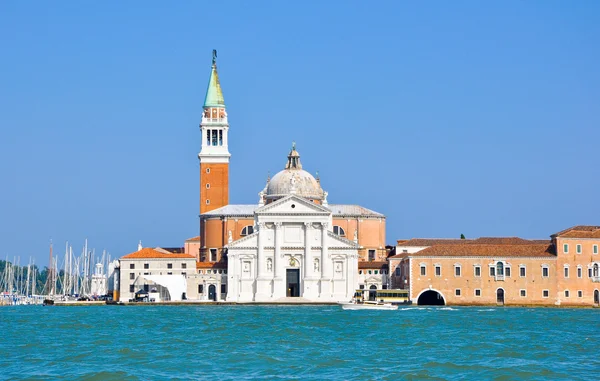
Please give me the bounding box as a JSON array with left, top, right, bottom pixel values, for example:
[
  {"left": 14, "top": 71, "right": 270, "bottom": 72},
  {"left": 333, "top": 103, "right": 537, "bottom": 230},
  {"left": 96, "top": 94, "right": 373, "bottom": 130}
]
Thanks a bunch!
[{"left": 265, "top": 144, "right": 324, "bottom": 202}]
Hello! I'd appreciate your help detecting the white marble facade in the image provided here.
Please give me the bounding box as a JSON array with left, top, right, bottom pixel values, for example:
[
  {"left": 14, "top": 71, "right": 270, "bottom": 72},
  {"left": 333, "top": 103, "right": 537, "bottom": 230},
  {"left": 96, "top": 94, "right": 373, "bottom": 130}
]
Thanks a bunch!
[{"left": 226, "top": 195, "right": 359, "bottom": 302}]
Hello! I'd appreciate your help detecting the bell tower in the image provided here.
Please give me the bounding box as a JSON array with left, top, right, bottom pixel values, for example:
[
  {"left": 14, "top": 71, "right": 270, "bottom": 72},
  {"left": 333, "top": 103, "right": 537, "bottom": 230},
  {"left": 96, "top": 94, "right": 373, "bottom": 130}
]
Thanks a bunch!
[{"left": 198, "top": 49, "right": 230, "bottom": 214}]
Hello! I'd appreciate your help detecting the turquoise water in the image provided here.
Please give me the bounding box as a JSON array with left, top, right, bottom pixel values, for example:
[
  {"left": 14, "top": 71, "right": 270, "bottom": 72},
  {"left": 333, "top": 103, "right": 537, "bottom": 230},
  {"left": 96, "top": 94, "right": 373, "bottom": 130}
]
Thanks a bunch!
[{"left": 1, "top": 306, "right": 599, "bottom": 380}]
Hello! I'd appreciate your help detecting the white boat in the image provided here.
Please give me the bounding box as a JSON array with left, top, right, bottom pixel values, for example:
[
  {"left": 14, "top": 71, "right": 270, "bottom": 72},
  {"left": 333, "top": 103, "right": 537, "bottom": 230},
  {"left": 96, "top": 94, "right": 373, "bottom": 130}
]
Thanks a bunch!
[{"left": 341, "top": 300, "right": 398, "bottom": 310}]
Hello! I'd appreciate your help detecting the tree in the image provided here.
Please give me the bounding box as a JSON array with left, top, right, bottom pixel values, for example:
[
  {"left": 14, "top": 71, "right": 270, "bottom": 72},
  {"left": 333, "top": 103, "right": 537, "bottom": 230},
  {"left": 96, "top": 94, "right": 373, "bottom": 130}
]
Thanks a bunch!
[{"left": 460, "top": 234, "right": 466, "bottom": 240}]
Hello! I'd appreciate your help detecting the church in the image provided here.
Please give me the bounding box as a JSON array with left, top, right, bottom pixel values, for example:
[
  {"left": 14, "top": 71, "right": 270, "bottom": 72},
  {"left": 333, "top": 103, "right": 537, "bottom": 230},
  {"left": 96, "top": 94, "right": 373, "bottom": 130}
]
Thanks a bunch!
[{"left": 186, "top": 51, "right": 387, "bottom": 302}]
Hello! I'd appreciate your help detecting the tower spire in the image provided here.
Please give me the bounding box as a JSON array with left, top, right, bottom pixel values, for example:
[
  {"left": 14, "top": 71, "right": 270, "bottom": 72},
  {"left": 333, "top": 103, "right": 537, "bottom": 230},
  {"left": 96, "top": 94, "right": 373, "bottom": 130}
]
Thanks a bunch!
[{"left": 204, "top": 49, "right": 225, "bottom": 108}]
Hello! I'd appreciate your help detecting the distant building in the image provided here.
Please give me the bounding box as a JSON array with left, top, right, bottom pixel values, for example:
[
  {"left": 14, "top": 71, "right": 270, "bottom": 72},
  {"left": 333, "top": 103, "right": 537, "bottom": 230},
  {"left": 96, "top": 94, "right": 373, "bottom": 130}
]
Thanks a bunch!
[{"left": 389, "top": 226, "right": 600, "bottom": 306}]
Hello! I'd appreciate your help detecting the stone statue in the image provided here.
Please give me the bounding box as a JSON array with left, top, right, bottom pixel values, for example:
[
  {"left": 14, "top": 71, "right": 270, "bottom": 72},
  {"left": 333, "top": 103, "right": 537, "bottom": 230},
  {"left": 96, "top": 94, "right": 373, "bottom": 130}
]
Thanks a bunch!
[
  {"left": 322, "top": 191, "right": 328, "bottom": 206},
  {"left": 243, "top": 262, "right": 250, "bottom": 273},
  {"left": 354, "top": 230, "right": 358, "bottom": 242},
  {"left": 267, "top": 258, "right": 273, "bottom": 272},
  {"left": 313, "top": 258, "right": 319, "bottom": 272},
  {"left": 228, "top": 230, "right": 233, "bottom": 244}
]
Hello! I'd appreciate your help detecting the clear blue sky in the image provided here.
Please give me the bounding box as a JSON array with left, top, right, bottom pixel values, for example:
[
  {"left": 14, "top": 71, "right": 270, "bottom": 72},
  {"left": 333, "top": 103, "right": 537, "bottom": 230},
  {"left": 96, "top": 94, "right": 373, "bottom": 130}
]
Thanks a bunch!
[{"left": 1, "top": 1, "right": 598, "bottom": 267}]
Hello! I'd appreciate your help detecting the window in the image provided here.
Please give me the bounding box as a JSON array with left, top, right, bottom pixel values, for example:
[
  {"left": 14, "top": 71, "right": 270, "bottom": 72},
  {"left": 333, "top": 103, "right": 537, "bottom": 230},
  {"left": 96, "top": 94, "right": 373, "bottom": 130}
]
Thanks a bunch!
[
  {"left": 205, "top": 199, "right": 210, "bottom": 205},
  {"left": 520, "top": 266, "right": 526, "bottom": 277},
  {"left": 490, "top": 267, "right": 496, "bottom": 277},
  {"left": 198, "top": 285, "right": 204, "bottom": 294},
  {"left": 577, "top": 266, "right": 582, "bottom": 278},
  {"left": 129, "top": 273, "right": 135, "bottom": 280},
  {"left": 358, "top": 270, "right": 362, "bottom": 275},
  {"left": 359, "top": 284, "right": 364, "bottom": 290},
  {"left": 594, "top": 245, "right": 598, "bottom": 255},
  {"left": 144, "top": 263, "right": 149, "bottom": 269},
  {"left": 206, "top": 183, "right": 210, "bottom": 189},
  {"left": 129, "top": 285, "right": 135, "bottom": 293},
  {"left": 505, "top": 267, "right": 511, "bottom": 277},
  {"left": 520, "top": 289, "right": 526, "bottom": 297},
  {"left": 368, "top": 270, "right": 372, "bottom": 274},
  {"left": 496, "top": 262, "right": 504, "bottom": 276},
  {"left": 475, "top": 289, "right": 481, "bottom": 297},
  {"left": 435, "top": 265, "right": 441, "bottom": 277},
  {"left": 167, "top": 263, "right": 172, "bottom": 269},
  {"left": 368, "top": 250, "right": 376, "bottom": 261},
  {"left": 374, "top": 270, "right": 378, "bottom": 275},
  {"left": 333, "top": 226, "right": 346, "bottom": 237},
  {"left": 542, "top": 266, "right": 549, "bottom": 278},
  {"left": 181, "top": 272, "right": 186, "bottom": 277},
  {"left": 181, "top": 263, "right": 187, "bottom": 269},
  {"left": 474, "top": 266, "right": 481, "bottom": 277},
  {"left": 578, "top": 290, "right": 583, "bottom": 298},
  {"left": 221, "top": 284, "right": 227, "bottom": 294},
  {"left": 206, "top": 168, "right": 210, "bottom": 174},
  {"left": 543, "top": 290, "right": 549, "bottom": 298},
  {"left": 395, "top": 267, "right": 400, "bottom": 276},
  {"left": 454, "top": 265, "right": 461, "bottom": 277},
  {"left": 564, "top": 266, "right": 569, "bottom": 278},
  {"left": 563, "top": 244, "right": 569, "bottom": 254},
  {"left": 420, "top": 265, "right": 426, "bottom": 276},
  {"left": 576, "top": 244, "right": 582, "bottom": 254},
  {"left": 130, "top": 263, "right": 135, "bottom": 269},
  {"left": 167, "top": 272, "right": 172, "bottom": 275},
  {"left": 589, "top": 268, "right": 593, "bottom": 278},
  {"left": 240, "top": 226, "right": 254, "bottom": 236},
  {"left": 210, "top": 249, "right": 217, "bottom": 262},
  {"left": 455, "top": 289, "right": 461, "bottom": 296},
  {"left": 564, "top": 290, "right": 570, "bottom": 298}
]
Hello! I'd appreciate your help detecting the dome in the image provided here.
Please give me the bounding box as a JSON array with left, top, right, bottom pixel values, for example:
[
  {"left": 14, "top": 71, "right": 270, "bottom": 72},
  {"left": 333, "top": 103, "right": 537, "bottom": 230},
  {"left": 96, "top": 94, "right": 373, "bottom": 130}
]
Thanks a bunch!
[{"left": 264, "top": 144, "right": 324, "bottom": 202}]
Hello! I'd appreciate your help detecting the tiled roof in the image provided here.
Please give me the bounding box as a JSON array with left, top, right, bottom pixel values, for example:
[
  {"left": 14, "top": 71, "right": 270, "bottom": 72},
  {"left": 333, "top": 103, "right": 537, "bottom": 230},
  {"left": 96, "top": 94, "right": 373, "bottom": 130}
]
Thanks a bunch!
[
  {"left": 196, "top": 261, "right": 227, "bottom": 269},
  {"left": 397, "top": 238, "right": 467, "bottom": 246},
  {"left": 185, "top": 236, "right": 200, "bottom": 242},
  {"left": 201, "top": 203, "right": 384, "bottom": 218},
  {"left": 121, "top": 248, "right": 196, "bottom": 260},
  {"left": 470, "top": 237, "right": 546, "bottom": 245},
  {"left": 406, "top": 244, "right": 556, "bottom": 258},
  {"left": 327, "top": 204, "right": 384, "bottom": 218},
  {"left": 552, "top": 226, "right": 600, "bottom": 239},
  {"left": 158, "top": 247, "right": 185, "bottom": 254},
  {"left": 358, "top": 261, "right": 389, "bottom": 269}
]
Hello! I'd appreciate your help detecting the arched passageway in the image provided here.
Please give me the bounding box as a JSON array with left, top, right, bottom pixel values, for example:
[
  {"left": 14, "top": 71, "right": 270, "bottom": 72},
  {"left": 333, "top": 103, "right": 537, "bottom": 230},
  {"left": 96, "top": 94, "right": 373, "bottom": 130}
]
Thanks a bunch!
[
  {"left": 208, "top": 285, "right": 217, "bottom": 301},
  {"left": 594, "top": 290, "right": 599, "bottom": 306},
  {"left": 417, "top": 290, "right": 445, "bottom": 305},
  {"left": 496, "top": 288, "right": 505, "bottom": 305},
  {"left": 368, "top": 285, "right": 377, "bottom": 301}
]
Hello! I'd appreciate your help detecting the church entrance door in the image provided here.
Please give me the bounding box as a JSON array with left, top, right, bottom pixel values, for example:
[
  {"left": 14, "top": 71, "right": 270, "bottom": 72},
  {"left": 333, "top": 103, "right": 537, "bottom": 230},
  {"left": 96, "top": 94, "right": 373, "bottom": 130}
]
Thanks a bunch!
[
  {"left": 286, "top": 269, "right": 300, "bottom": 297},
  {"left": 208, "top": 285, "right": 216, "bottom": 301}
]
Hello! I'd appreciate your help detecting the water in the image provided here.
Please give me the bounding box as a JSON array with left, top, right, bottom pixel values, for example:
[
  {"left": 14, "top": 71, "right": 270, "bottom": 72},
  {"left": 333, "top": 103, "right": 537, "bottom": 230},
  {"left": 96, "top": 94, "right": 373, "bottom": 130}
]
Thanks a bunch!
[{"left": 1, "top": 306, "right": 599, "bottom": 380}]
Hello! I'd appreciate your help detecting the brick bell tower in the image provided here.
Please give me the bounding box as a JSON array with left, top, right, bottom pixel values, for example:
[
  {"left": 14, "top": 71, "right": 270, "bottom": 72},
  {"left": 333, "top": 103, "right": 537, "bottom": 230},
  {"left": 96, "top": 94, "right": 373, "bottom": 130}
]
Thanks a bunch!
[{"left": 198, "top": 49, "right": 230, "bottom": 215}]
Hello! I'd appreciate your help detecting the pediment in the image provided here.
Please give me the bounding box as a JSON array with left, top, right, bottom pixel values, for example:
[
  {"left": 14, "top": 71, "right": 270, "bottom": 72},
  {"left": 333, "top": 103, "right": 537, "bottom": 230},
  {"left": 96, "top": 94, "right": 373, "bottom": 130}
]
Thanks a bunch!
[
  {"left": 256, "top": 195, "right": 331, "bottom": 215},
  {"left": 227, "top": 232, "right": 258, "bottom": 248},
  {"left": 327, "top": 231, "right": 359, "bottom": 248}
]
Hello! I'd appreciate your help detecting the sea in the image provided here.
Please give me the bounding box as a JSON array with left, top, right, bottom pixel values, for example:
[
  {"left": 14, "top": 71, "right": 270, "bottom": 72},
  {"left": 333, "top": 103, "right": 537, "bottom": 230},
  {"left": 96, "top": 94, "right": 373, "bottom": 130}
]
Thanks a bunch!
[{"left": 1, "top": 305, "right": 598, "bottom": 380}]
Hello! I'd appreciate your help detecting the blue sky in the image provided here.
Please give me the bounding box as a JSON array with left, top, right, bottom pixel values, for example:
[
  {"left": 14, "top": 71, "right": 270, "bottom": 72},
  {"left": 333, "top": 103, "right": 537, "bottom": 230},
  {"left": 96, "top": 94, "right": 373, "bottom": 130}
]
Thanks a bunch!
[{"left": 1, "top": 1, "right": 598, "bottom": 266}]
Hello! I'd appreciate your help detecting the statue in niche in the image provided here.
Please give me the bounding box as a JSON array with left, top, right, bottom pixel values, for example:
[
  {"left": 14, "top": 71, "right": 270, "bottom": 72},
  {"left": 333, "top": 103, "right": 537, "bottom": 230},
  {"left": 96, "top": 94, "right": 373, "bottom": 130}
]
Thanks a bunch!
[
  {"left": 313, "top": 258, "right": 320, "bottom": 272},
  {"left": 267, "top": 258, "right": 273, "bottom": 272},
  {"left": 335, "top": 262, "right": 342, "bottom": 273},
  {"left": 243, "top": 262, "right": 250, "bottom": 273},
  {"left": 289, "top": 257, "right": 297, "bottom": 267},
  {"left": 354, "top": 230, "right": 358, "bottom": 242}
]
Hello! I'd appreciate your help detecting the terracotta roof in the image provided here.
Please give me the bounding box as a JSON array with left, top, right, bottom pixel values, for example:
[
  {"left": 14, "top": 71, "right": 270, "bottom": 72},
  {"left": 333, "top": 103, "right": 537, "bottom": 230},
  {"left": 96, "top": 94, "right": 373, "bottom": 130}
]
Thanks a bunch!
[
  {"left": 186, "top": 236, "right": 201, "bottom": 242},
  {"left": 160, "top": 247, "right": 185, "bottom": 254},
  {"left": 397, "top": 238, "right": 467, "bottom": 247},
  {"left": 196, "top": 261, "right": 227, "bottom": 269},
  {"left": 358, "top": 261, "right": 389, "bottom": 269},
  {"left": 121, "top": 248, "right": 196, "bottom": 260},
  {"left": 552, "top": 226, "right": 600, "bottom": 239},
  {"left": 470, "top": 237, "right": 546, "bottom": 245},
  {"left": 406, "top": 244, "right": 556, "bottom": 258}
]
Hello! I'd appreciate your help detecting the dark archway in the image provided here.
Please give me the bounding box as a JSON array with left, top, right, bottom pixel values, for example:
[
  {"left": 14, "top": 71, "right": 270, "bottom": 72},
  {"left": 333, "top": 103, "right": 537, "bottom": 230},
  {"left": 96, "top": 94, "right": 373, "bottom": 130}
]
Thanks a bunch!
[
  {"left": 208, "top": 285, "right": 217, "bottom": 301},
  {"left": 417, "top": 290, "right": 445, "bottom": 305},
  {"left": 496, "top": 288, "right": 505, "bottom": 305},
  {"left": 594, "top": 290, "right": 599, "bottom": 306},
  {"left": 368, "top": 285, "right": 377, "bottom": 301}
]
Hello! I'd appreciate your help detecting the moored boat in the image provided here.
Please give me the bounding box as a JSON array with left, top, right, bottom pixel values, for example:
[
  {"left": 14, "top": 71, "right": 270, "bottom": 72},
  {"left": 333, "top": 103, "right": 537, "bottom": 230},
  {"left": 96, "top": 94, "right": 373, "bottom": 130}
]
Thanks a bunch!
[{"left": 341, "top": 300, "right": 398, "bottom": 310}]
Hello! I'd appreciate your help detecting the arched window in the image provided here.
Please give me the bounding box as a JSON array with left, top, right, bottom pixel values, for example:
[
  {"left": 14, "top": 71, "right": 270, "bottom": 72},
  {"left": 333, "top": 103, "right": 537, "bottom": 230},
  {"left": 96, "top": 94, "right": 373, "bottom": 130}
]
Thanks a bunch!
[
  {"left": 496, "top": 262, "right": 504, "bottom": 276},
  {"left": 594, "top": 263, "right": 599, "bottom": 277},
  {"left": 333, "top": 226, "right": 346, "bottom": 237},
  {"left": 240, "top": 226, "right": 254, "bottom": 236}
]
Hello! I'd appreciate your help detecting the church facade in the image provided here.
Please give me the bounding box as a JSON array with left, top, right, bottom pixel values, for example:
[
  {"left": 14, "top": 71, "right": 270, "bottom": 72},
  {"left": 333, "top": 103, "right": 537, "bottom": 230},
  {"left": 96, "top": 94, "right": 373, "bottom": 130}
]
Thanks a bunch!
[{"left": 188, "top": 51, "right": 386, "bottom": 302}]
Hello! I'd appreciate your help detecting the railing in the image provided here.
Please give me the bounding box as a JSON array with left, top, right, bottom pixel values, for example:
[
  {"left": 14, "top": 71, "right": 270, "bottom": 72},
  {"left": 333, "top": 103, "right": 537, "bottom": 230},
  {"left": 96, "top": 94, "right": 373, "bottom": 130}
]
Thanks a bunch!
[
  {"left": 591, "top": 276, "right": 600, "bottom": 283},
  {"left": 201, "top": 117, "right": 228, "bottom": 124},
  {"left": 495, "top": 274, "right": 505, "bottom": 281}
]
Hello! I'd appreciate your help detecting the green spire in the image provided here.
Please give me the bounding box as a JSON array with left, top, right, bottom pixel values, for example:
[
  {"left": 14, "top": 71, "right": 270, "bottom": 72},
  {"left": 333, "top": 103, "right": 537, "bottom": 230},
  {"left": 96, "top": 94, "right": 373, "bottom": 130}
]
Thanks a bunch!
[{"left": 204, "top": 49, "right": 225, "bottom": 108}]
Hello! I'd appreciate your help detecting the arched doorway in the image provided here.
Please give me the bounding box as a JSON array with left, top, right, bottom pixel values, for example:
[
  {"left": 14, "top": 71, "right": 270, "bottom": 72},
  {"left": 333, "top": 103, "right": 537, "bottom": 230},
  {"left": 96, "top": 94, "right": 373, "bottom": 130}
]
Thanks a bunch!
[
  {"left": 417, "top": 290, "right": 445, "bottom": 305},
  {"left": 496, "top": 288, "right": 505, "bottom": 305},
  {"left": 594, "top": 290, "right": 599, "bottom": 306},
  {"left": 208, "top": 285, "right": 216, "bottom": 301},
  {"left": 368, "top": 285, "right": 377, "bottom": 301}
]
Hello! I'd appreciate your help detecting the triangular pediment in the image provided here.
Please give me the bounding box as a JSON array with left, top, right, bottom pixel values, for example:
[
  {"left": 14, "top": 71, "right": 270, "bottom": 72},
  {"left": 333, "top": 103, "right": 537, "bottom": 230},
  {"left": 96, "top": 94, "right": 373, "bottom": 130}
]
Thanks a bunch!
[
  {"left": 256, "top": 195, "right": 331, "bottom": 215},
  {"left": 327, "top": 231, "right": 360, "bottom": 248},
  {"left": 227, "top": 232, "right": 258, "bottom": 249}
]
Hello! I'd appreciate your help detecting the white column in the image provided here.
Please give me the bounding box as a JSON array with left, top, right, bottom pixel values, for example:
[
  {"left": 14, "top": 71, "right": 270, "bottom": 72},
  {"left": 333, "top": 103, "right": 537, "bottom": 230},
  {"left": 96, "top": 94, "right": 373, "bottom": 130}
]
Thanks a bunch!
[
  {"left": 321, "top": 222, "right": 329, "bottom": 279},
  {"left": 304, "top": 222, "right": 311, "bottom": 277},
  {"left": 257, "top": 222, "right": 265, "bottom": 278},
  {"left": 274, "top": 222, "right": 282, "bottom": 278}
]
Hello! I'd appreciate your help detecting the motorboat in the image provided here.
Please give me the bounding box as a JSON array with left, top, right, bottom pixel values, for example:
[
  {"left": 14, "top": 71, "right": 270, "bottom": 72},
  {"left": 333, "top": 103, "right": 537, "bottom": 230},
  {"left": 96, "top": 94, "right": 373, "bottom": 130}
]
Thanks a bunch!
[{"left": 341, "top": 300, "right": 398, "bottom": 310}]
